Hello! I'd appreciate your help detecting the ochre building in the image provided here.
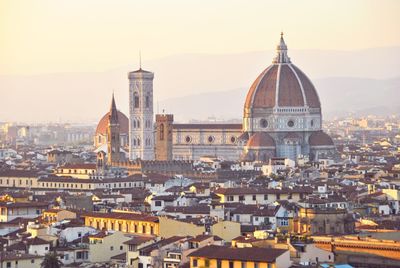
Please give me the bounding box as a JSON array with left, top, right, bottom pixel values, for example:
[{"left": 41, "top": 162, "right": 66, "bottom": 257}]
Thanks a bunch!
[{"left": 83, "top": 212, "right": 159, "bottom": 236}]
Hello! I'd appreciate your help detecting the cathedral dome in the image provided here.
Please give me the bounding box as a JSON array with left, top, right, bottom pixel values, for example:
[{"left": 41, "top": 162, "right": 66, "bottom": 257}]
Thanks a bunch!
[
  {"left": 244, "top": 34, "right": 321, "bottom": 111},
  {"left": 308, "top": 131, "right": 334, "bottom": 146},
  {"left": 246, "top": 132, "right": 275, "bottom": 148},
  {"left": 95, "top": 110, "right": 129, "bottom": 136}
]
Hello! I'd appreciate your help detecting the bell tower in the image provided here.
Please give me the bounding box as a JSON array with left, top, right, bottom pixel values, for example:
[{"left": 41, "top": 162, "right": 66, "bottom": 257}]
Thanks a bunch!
[
  {"left": 107, "top": 93, "right": 121, "bottom": 165},
  {"left": 155, "top": 114, "right": 174, "bottom": 161},
  {"left": 128, "top": 67, "right": 155, "bottom": 160}
]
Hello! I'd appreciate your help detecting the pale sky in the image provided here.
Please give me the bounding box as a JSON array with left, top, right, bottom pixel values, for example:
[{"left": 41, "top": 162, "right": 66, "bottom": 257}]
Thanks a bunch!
[{"left": 1, "top": 0, "right": 399, "bottom": 75}]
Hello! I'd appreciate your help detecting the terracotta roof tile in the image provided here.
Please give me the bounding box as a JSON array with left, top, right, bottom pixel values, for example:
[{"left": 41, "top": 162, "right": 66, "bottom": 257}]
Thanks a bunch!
[
  {"left": 245, "top": 65, "right": 278, "bottom": 109},
  {"left": 164, "top": 205, "right": 210, "bottom": 214},
  {"left": 0, "top": 170, "right": 38, "bottom": 178},
  {"left": 309, "top": 131, "right": 334, "bottom": 146},
  {"left": 292, "top": 65, "right": 321, "bottom": 108},
  {"left": 278, "top": 65, "right": 304, "bottom": 107},
  {"left": 82, "top": 212, "right": 158, "bottom": 222},
  {"left": 188, "top": 245, "right": 287, "bottom": 262},
  {"left": 246, "top": 132, "right": 275, "bottom": 148},
  {"left": 244, "top": 57, "right": 321, "bottom": 110}
]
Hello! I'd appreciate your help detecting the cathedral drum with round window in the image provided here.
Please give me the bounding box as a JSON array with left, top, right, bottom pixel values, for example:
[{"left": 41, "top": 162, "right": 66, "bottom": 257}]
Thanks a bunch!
[
  {"left": 185, "top": 136, "right": 192, "bottom": 144},
  {"left": 260, "top": 119, "right": 269, "bottom": 128},
  {"left": 287, "top": 120, "right": 295, "bottom": 128}
]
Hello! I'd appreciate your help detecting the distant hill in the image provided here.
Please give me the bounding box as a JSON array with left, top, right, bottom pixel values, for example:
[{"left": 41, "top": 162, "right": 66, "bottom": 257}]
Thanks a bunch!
[
  {"left": 159, "top": 77, "right": 400, "bottom": 121},
  {"left": 315, "top": 77, "right": 400, "bottom": 118},
  {"left": 0, "top": 47, "right": 399, "bottom": 122}
]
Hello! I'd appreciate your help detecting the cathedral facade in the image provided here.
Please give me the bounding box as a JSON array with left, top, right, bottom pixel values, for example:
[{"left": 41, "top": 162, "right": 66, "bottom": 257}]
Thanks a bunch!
[
  {"left": 95, "top": 34, "right": 336, "bottom": 163},
  {"left": 154, "top": 119, "right": 243, "bottom": 161}
]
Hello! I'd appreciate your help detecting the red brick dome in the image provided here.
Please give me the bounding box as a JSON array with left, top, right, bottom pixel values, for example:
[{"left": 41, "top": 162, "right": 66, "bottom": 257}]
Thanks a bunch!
[
  {"left": 95, "top": 111, "right": 129, "bottom": 136},
  {"left": 244, "top": 64, "right": 321, "bottom": 110},
  {"left": 246, "top": 132, "right": 275, "bottom": 148},
  {"left": 309, "top": 131, "right": 334, "bottom": 146},
  {"left": 244, "top": 35, "right": 321, "bottom": 111}
]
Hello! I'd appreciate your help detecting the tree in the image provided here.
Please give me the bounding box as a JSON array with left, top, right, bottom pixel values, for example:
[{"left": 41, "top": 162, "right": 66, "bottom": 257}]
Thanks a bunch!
[{"left": 41, "top": 252, "right": 62, "bottom": 268}]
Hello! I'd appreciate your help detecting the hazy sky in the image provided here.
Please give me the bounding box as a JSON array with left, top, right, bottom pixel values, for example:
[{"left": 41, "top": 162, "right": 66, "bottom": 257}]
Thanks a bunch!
[{"left": 1, "top": 0, "right": 399, "bottom": 75}]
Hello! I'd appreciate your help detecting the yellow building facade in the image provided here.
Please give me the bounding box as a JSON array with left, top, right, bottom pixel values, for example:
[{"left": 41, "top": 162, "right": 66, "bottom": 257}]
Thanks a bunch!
[
  {"left": 188, "top": 245, "right": 291, "bottom": 268},
  {"left": 190, "top": 258, "right": 274, "bottom": 268},
  {"left": 83, "top": 212, "right": 159, "bottom": 236}
]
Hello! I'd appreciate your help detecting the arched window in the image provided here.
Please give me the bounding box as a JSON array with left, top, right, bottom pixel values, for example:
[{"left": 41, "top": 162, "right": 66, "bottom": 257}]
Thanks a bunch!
[
  {"left": 160, "top": 124, "right": 164, "bottom": 140},
  {"left": 133, "top": 139, "right": 136, "bottom": 146},
  {"left": 137, "top": 120, "right": 140, "bottom": 128},
  {"left": 137, "top": 138, "right": 141, "bottom": 146},
  {"left": 133, "top": 120, "right": 136, "bottom": 128},
  {"left": 134, "top": 92, "right": 139, "bottom": 108},
  {"left": 145, "top": 95, "right": 150, "bottom": 108}
]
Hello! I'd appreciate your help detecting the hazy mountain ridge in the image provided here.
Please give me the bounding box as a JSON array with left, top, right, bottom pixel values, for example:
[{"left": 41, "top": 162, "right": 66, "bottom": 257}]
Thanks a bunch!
[
  {"left": 158, "top": 76, "right": 400, "bottom": 121},
  {"left": 0, "top": 47, "right": 399, "bottom": 122}
]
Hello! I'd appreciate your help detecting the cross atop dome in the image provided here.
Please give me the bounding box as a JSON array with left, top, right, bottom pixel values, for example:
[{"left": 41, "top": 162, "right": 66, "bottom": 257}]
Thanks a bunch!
[{"left": 273, "top": 32, "right": 291, "bottom": 64}]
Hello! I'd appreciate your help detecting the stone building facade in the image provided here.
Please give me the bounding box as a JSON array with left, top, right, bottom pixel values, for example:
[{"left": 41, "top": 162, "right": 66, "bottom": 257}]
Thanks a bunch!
[
  {"left": 154, "top": 114, "right": 174, "bottom": 161},
  {"left": 167, "top": 123, "right": 242, "bottom": 160},
  {"left": 293, "top": 208, "right": 355, "bottom": 235}
]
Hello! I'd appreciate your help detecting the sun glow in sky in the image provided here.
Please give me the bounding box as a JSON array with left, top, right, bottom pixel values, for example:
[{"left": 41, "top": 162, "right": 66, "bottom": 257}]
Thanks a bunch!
[{"left": 1, "top": 0, "right": 399, "bottom": 75}]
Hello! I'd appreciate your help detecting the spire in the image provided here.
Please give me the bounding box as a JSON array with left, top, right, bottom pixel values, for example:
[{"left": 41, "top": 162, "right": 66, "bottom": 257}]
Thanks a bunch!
[
  {"left": 109, "top": 93, "right": 119, "bottom": 124},
  {"left": 273, "top": 32, "right": 291, "bottom": 64},
  {"left": 139, "top": 50, "right": 142, "bottom": 70}
]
